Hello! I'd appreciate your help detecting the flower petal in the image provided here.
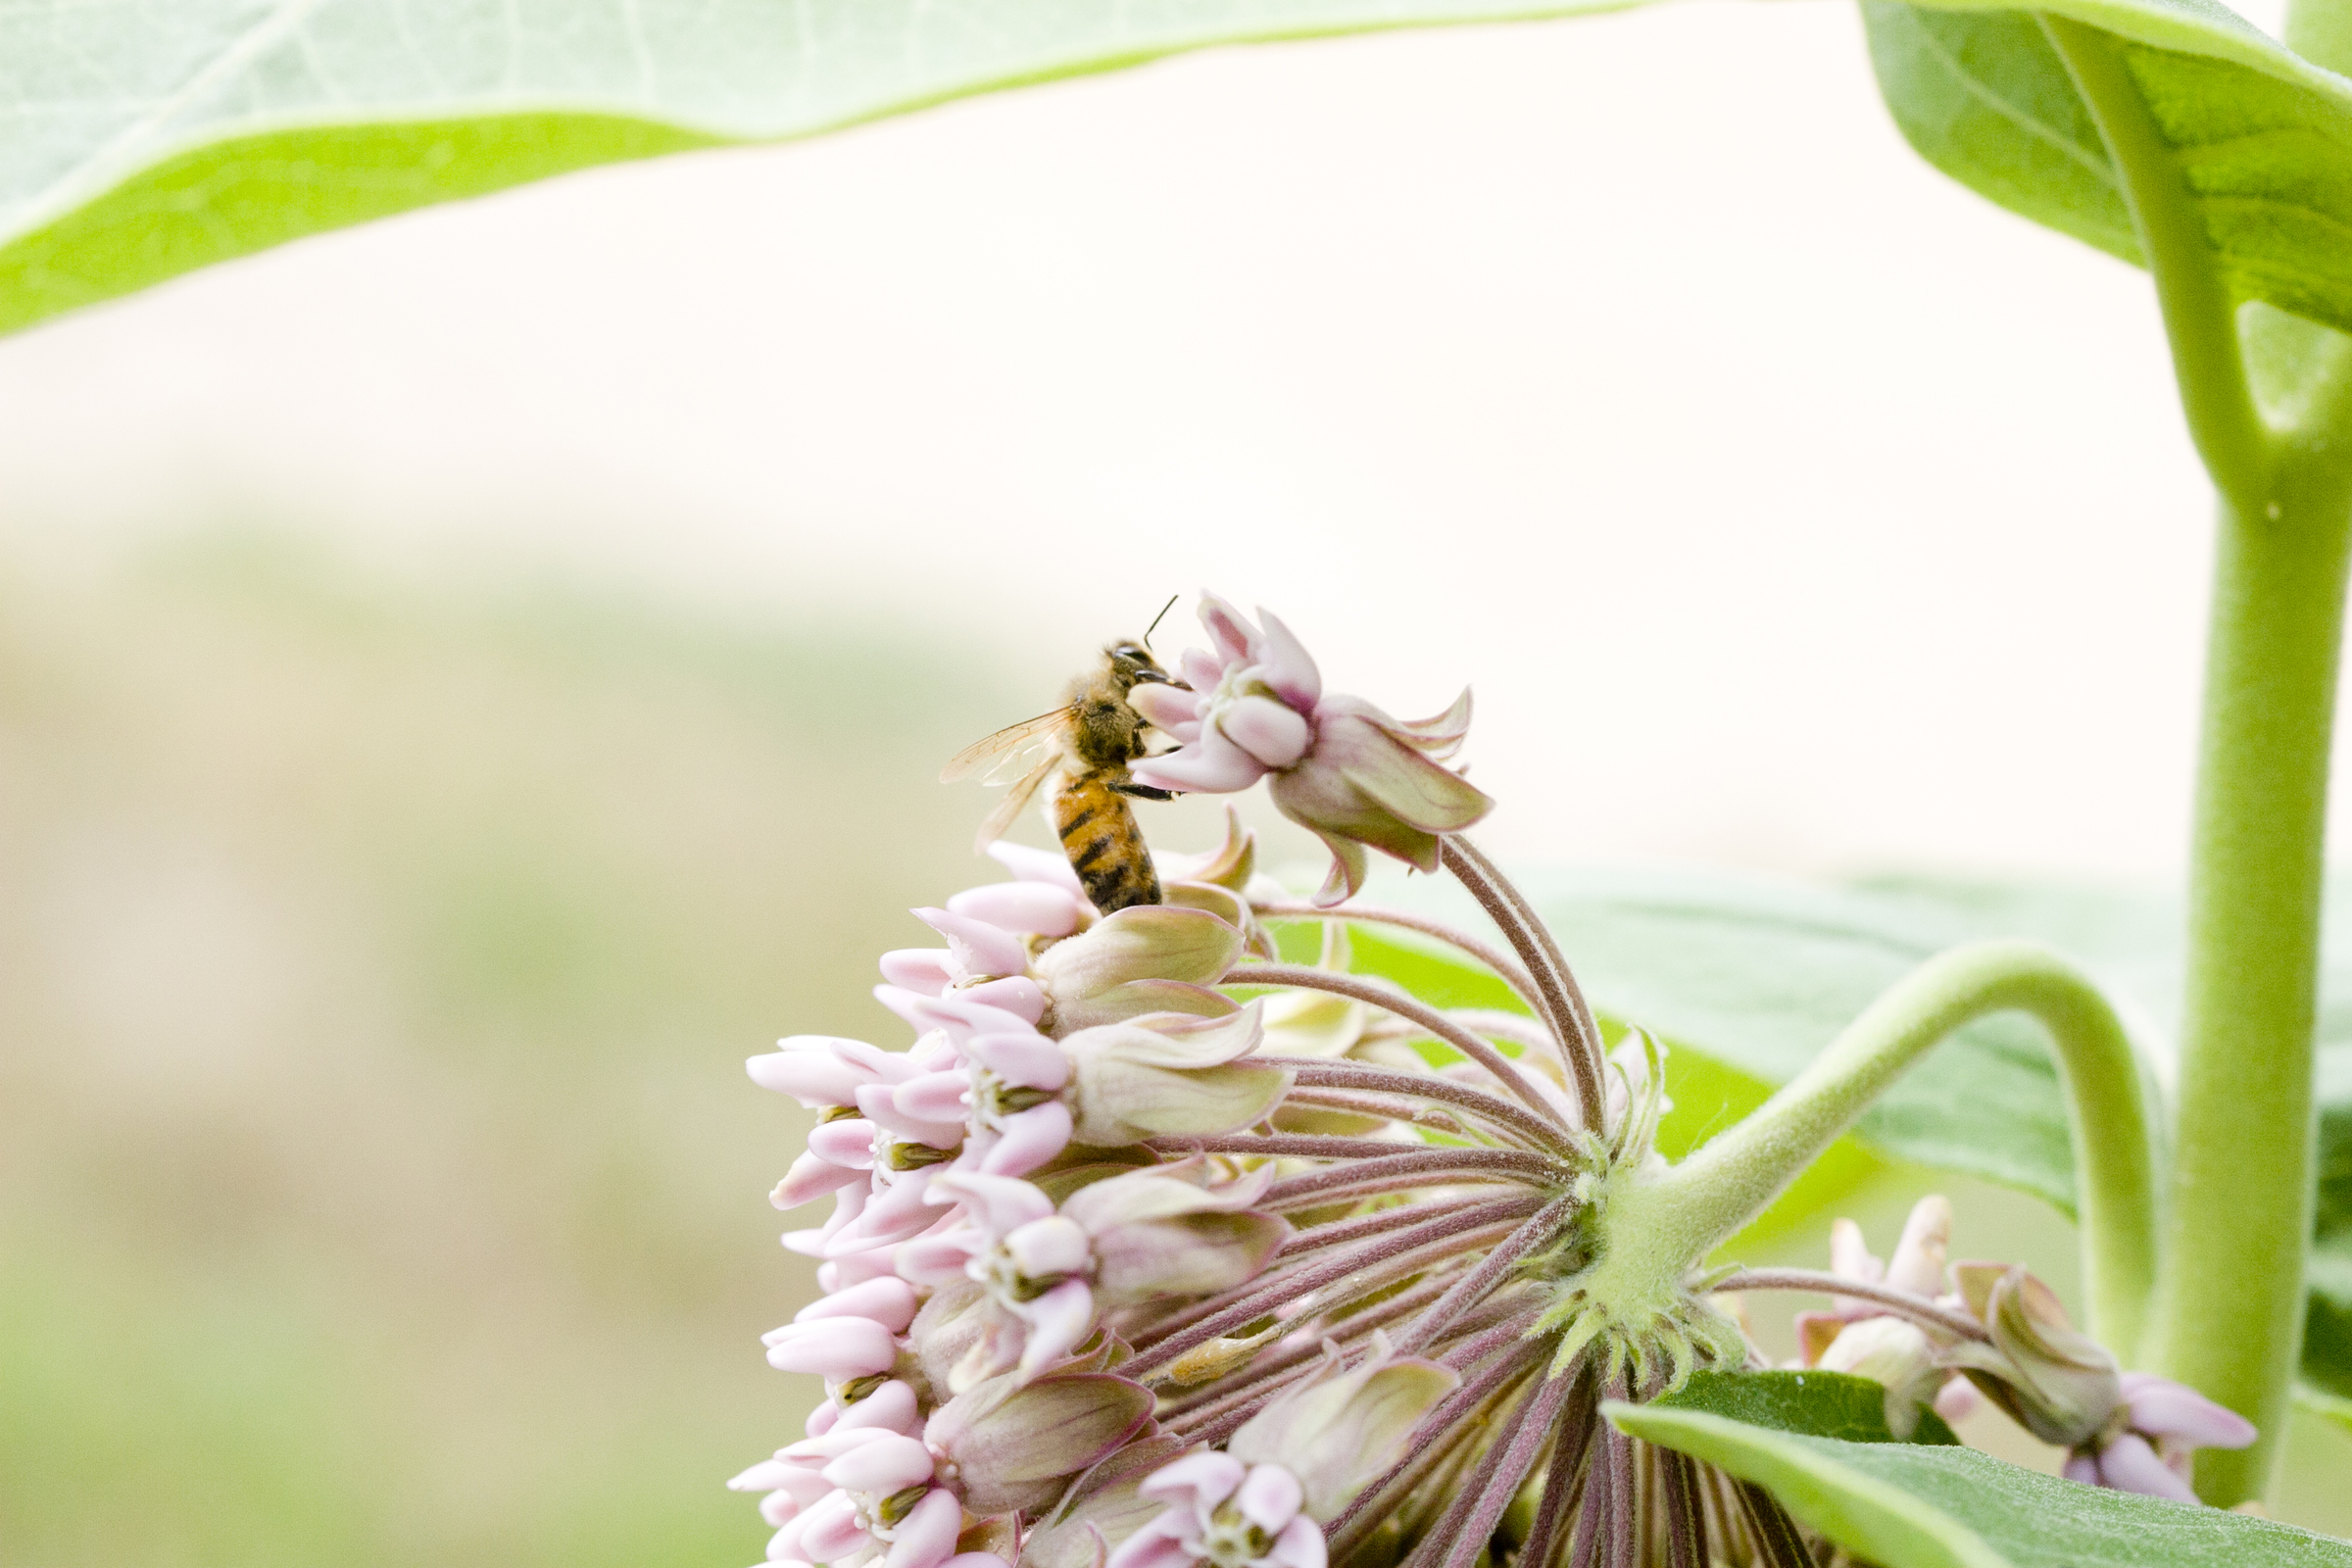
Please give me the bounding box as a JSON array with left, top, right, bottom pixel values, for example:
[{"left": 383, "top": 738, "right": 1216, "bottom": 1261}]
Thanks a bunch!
[
  {"left": 915, "top": 906, "right": 1032, "bottom": 981},
  {"left": 2093, "top": 1433, "right": 2199, "bottom": 1501},
  {"left": 950, "top": 881, "right": 1091, "bottom": 940},
  {"left": 765, "top": 1317, "right": 900, "bottom": 1378},
  {"left": 1236, "top": 1463, "right": 1304, "bottom": 1533},
  {"left": 1139, "top": 1450, "right": 1247, "bottom": 1512},
  {"left": 878, "top": 950, "right": 956, "bottom": 996},
  {"left": 928, "top": 1172, "right": 1056, "bottom": 1235},
  {"left": 1250, "top": 611, "right": 1323, "bottom": 711},
  {"left": 1265, "top": 1515, "right": 1327, "bottom": 1568},
  {"left": 882, "top": 1489, "right": 966, "bottom": 1568},
  {"left": 1017, "top": 1278, "right": 1099, "bottom": 1377},
  {"left": 775, "top": 1151, "right": 870, "bottom": 1210},
  {"left": 798, "top": 1277, "right": 921, "bottom": 1334},
  {"left": 1218, "top": 695, "right": 1313, "bottom": 770},
  {"left": 822, "top": 1433, "right": 937, "bottom": 1494},
  {"left": 966, "top": 1031, "right": 1073, "bottom": 1092},
  {"left": 989, "top": 840, "right": 1089, "bottom": 897},
  {"left": 979, "top": 1102, "right": 1075, "bottom": 1175},
  {"left": 2118, "top": 1372, "right": 2258, "bottom": 1449}
]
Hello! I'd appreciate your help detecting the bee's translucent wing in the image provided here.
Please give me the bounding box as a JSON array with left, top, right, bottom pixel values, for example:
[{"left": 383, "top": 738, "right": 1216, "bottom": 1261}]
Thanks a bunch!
[
  {"left": 940, "top": 708, "right": 1068, "bottom": 784},
  {"left": 973, "top": 757, "right": 1056, "bottom": 851}
]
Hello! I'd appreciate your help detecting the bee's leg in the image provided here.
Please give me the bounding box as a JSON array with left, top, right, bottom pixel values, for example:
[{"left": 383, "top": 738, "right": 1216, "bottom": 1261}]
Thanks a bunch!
[{"left": 1111, "top": 783, "right": 1178, "bottom": 802}]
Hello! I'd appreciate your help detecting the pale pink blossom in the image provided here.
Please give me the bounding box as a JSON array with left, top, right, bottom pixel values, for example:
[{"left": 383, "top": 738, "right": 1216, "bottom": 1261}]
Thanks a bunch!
[
  {"left": 1127, "top": 595, "right": 1490, "bottom": 902},
  {"left": 1106, "top": 1452, "right": 1326, "bottom": 1568}
]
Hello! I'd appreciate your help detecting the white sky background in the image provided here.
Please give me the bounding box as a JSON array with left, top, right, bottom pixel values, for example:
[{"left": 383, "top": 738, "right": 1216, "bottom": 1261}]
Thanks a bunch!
[{"left": 0, "top": 0, "right": 2322, "bottom": 885}]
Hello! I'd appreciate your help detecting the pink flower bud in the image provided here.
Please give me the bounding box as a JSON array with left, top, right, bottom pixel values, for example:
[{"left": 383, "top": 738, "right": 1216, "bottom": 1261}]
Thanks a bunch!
[
  {"left": 879, "top": 949, "right": 956, "bottom": 996},
  {"left": 1004, "top": 1215, "right": 1094, "bottom": 1279},
  {"left": 821, "top": 1432, "right": 937, "bottom": 1494},
  {"left": 856, "top": 1082, "right": 966, "bottom": 1150},
  {"left": 895, "top": 1071, "right": 974, "bottom": 1125},
  {"left": 775, "top": 1151, "right": 869, "bottom": 1210},
  {"left": 2117, "top": 1370, "right": 2256, "bottom": 1448},
  {"left": 808, "top": 1118, "right": 879, "bottom": 1168},
  {"left": 763, "top": 1317, "right": 900, "bottom": 1379},
  {"left": 796, "top": 1277, "right": 919, "bottom": 1334},
  {"left": 978, "top": 1102, "right": 1074, "bottom": 1176},
  {"left": 1017, "top": 1277, "right": 1099, "bottom": 1377},
  {"left": 916, "top": 906, "right": 1032, "bottom": 982},
  {"left": 2088, "top": 1432, "right": 2195, "bottom": 1501},
  {"left": 988, "top": 840, "right": 1088, "bottom": 898},
  {"left": 959, "top": 977, "right": 1049, "bottom": 1023},
  {"left": 750, "top": 1037, "right": 905, "bottom": 1108},
  {"left": 730, "top": 1458, "right": 799, "bottom": 1493},
  {"left": 949, "top": 882, "right": 1090, "bottom": 939},
  {"left": 966, "top": 1032, "right": 1071, "bottom": 1093},
  {"left": 883, "top": 1488, "right": 966, "bottom": 1568},
  {"left": 1885, "top": 1197, "right": 1952, "bottom": 1298}
]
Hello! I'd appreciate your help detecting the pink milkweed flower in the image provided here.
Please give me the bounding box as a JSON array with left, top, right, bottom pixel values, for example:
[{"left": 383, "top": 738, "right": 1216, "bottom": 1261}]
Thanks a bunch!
[
  {"left": 1126, "top": 595, "right": 1492, "bottom": 903},
  {"left": 2060, "top": 1371, "right": 2257, "bottom": 1502},
  {"left": 1105, "top": 1452, "right": 1327, "bottom": 1568},
  {"left": 900, "top": 1163, "right": 1291, "bottom": 1393}
]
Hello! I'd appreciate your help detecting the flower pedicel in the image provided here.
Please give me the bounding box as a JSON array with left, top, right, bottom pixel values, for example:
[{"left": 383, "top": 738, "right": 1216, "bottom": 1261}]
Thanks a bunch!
[{"left": 733, "top": 595, "right": 2258, "bottom": 1568}]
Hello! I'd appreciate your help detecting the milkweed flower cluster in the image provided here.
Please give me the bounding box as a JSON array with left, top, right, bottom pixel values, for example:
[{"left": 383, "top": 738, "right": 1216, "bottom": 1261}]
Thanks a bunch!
[{"left": 732, "top": 595, "right": 2255, "bottom": 1568}]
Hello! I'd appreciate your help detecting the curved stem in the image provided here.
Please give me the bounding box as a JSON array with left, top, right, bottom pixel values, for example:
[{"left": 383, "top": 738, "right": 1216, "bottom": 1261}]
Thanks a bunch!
[
  {"left": 1441, "top": 838, "right": 1609, "bottom": 1115},
  {"left": 2040, "top": 15, "right": 2277, "bottom": 510},
  {"left": 1710, "top": 1268, "right": 1990, "bottom": 1344},
  {"left": 1630, "top": 940, "right": 2160, "bottom": 1361}
]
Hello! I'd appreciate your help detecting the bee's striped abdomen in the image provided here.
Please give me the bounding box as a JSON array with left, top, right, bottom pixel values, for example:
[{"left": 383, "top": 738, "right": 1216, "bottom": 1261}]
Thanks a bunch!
[{"left": 1053, "top": 770, "right": 1161, "bottom": 914}]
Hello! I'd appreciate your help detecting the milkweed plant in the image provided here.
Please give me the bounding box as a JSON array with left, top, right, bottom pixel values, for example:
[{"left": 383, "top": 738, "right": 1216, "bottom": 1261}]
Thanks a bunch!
[{"left": 15, "top": 0, "right": 2352, "bottom": 1563}]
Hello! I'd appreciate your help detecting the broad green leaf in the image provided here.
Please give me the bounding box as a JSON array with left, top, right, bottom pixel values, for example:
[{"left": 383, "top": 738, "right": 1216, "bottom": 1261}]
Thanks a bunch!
[
  {"left": 1862, "top": 0, "right": 2352, "bottom": 334},
  {"left": 0, "top": 0, "right": 1660, "bottom": 338},
  {"left": 1651, "top": 1368, "right": 1962, "bottom": 1446},
  {"left": 1610, "top": 1399, "right": 2352, "bottom": 1567}
]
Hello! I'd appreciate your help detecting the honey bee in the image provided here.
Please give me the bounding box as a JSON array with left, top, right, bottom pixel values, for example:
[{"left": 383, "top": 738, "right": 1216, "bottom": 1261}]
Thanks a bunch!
[{"left": 941, "top": 616, "right": 1183, "bottom": 915}]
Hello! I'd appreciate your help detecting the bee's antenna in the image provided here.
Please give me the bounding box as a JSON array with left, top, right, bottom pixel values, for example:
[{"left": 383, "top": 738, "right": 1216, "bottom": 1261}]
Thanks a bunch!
[{"left": 1143, "top": 594, "right": 1180, "bottom": 650}]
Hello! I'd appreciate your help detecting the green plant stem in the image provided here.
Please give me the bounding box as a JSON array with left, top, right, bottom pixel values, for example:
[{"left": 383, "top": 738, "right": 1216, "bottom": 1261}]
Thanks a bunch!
[
  {"left": 2038, "top": 17, "right": 2278, "bottom": 511},
  {"left": 1618, "top": 941, "right": 2160, "bottom": 1358},
  {"left": 2039, "top": 9, "right": 2352, "bottom": 1504},
  {"left": 2150, "top": 478, "right": 2352, "bottom": 1502}
]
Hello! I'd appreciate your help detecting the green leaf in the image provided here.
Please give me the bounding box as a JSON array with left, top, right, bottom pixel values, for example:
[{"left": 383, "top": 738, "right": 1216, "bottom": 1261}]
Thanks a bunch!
[
  {"left": 1610, "top": 1399, "right": 2352, "bottom": 1567},
  {"left": 1651, "top": 1368, "right": 1962, "bottom": 1446},
  {"left": 1862, "top": 0, "right": 2352, "bottom": 333},
  {"left": 2, "top": 0, "right": 1650, "bottom": 338}
]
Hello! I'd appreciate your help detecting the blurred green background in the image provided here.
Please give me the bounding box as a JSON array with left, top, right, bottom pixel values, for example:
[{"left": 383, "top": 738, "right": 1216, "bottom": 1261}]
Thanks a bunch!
[{"left": 2, "top": 531, "right": 2346, "bottom": 1565}]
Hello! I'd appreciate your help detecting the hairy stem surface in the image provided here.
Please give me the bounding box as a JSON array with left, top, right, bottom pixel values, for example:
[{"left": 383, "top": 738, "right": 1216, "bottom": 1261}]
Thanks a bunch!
[{"left": 1629, "top": 941, "right": 2159, "bottom": 1357}]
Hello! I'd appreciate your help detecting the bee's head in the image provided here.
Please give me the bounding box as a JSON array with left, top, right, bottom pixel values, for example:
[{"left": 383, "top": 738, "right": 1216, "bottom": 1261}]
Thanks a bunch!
[{"left": 1104, "top": 641, "right": 1173, "bottom": 692}]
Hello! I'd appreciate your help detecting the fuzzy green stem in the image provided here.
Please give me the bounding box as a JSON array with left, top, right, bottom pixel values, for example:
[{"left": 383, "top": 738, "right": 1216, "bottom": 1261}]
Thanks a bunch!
[
  {"left": 2151, "top": 478, "right": 2352, "bottom": 1502},
  {"left": 1623, "top": 941, "right": 2161, "bottom": 1359},
  {"left": 2038, "top": 16, "right": 2278, "bottom": 510},
  {"left": 2035, "top": 13, "right": 2352, "bottom": 1501}
]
